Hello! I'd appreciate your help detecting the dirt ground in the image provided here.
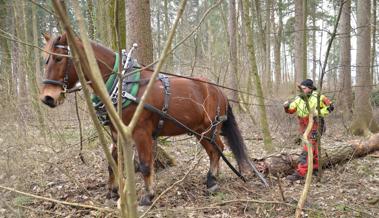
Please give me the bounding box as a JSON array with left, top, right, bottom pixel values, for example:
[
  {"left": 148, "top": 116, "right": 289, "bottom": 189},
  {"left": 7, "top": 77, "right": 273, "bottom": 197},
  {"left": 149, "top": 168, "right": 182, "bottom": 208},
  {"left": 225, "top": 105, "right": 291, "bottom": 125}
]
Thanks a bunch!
[{"left": 0, "top": 100, "right": 378, "bottom": 218}]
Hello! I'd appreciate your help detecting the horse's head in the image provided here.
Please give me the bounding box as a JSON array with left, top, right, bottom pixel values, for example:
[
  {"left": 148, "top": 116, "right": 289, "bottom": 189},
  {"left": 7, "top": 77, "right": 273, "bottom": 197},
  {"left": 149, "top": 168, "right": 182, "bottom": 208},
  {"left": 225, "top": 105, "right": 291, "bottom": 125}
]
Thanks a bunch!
[{"left": 40, "top": 32, "right": 78, "bottom": 108}]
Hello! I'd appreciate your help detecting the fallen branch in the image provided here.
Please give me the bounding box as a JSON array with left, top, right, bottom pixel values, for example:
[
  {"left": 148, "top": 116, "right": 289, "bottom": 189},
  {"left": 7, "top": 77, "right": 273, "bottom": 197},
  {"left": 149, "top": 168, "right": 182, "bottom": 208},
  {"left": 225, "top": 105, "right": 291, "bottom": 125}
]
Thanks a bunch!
[
  {"left": 0, "top": 185, "right": 115, "bottom": 213},
  {"left": 140, "top": 151, "right": 204, "bottom": 218},
  {"left": 255, "top": 133, "right": 379, "bottom": 176}
]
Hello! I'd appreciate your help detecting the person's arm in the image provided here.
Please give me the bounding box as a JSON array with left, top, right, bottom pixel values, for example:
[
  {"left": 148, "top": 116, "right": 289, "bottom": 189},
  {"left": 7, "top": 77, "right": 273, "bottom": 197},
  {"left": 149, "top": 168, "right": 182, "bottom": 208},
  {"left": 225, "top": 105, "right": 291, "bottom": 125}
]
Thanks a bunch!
[
  {"left": 284, "top": 98, "right": 297, "bottom": 114},
  {"left": 322, "top": 95, "right": 334, "bottom": 112}
]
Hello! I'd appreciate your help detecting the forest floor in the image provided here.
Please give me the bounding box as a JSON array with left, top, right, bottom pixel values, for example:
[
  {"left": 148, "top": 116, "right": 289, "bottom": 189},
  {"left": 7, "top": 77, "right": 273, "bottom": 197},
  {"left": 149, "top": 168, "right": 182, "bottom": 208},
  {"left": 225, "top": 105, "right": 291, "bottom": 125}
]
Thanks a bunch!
[{"left": 0, "top": 105, "right": 378, "bottom": 218}]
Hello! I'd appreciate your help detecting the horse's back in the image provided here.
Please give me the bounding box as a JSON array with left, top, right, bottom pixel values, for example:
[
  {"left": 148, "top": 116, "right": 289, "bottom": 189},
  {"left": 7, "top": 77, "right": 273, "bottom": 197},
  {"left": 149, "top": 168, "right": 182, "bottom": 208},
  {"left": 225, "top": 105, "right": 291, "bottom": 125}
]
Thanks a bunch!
[
  {"left": 129, "top": 70, "right": 227, "bottom": 136},
  {"left": 159, "top": 76, "right": 227, "bottom": 136}
]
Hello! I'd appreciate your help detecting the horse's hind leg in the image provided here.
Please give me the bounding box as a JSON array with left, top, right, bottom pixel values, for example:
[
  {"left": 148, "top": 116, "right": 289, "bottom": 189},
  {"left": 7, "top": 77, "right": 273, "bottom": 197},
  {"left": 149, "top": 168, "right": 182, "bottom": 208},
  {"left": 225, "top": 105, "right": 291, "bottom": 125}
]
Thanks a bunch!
[
  {"left": 198, "top": 135, "right": 225, "bottom": 193},
  {"left": 133, "top": 128, "right": 155, "bottom": 206}
]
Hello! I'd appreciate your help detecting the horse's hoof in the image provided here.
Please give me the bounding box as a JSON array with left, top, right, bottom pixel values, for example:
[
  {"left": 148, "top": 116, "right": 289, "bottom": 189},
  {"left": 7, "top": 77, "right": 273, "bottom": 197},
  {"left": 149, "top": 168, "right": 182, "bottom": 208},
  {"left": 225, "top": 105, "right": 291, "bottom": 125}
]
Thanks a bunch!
[
  {"left": 106, "top": 189, "right": 119, "bottom": 200},
  {"left": 139, "top": 194, "right": 154, "bottom": 206},
  {"left": 207, "top": 184, "right": 219, "bottom": 193}
]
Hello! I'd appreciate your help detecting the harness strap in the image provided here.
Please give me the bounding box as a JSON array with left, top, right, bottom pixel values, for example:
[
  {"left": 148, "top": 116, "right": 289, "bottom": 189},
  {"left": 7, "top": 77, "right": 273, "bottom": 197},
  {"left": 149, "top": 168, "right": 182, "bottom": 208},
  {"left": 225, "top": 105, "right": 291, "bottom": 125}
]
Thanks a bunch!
[
  {"left": 152, "top": 74, "right": 171, "bottom": 139},
  {"left": 42, "top": 79, "right": 66, "bottom": 87},
  {"left": 210, "top": 106, "right": 221, "bottom": 144}
]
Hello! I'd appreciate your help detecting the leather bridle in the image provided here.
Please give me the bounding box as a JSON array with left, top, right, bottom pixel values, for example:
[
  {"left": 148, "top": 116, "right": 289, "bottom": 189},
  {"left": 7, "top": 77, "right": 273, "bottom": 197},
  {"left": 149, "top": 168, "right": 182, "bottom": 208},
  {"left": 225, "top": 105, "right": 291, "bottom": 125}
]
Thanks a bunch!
[{"left": 42, "top": 45, "right": 71, "bottom": 92}]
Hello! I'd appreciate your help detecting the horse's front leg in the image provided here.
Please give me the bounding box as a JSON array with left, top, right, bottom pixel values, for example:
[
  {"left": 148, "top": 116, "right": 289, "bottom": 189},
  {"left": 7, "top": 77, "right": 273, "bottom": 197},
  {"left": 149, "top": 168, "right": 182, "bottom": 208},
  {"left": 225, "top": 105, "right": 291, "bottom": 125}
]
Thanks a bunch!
[
  {"left": 133, "top": 128, "right": 155, "bottom": 206},
  {"left": 107, "top": 143, "right": 119, "bottom": 199}
]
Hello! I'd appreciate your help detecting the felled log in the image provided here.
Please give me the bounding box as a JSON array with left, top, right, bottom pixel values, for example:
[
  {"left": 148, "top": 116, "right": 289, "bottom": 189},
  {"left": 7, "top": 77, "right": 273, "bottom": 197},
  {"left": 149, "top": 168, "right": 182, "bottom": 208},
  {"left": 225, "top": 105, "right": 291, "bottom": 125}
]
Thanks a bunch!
[{"left": 255, "top": 133, "right": 379, "bottom": 176}]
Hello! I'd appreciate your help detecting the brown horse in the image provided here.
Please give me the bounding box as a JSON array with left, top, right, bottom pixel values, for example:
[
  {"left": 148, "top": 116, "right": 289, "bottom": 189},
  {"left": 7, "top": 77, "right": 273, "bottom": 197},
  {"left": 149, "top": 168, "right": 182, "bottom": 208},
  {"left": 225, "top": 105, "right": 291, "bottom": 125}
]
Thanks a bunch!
[{"left": 40, "top": 32, "right": 250, "bottom": 206}]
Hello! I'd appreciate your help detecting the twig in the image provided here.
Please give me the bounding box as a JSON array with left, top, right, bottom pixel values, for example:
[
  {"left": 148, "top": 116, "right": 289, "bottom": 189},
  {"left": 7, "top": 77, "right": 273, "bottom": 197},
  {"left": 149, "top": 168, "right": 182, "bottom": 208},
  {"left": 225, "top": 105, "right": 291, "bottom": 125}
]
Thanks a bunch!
[
  {"left": 276, "top": 174, "right": 286, "bottom": 202},
  {"left": 0, "top": 185, "right": 115, "bottom": 213},
  {"left": 16, "top": 204, "right": 65, "bottom": 216},
  {"left": 27, "top": 0, "right": 55, "bottom": 15},
  {"left": 210, "top": 199, "right": 296, "bottom": 208},
  {"left": 0, "top": 28, "right": 70, "bottom": 57},
  {"left": 0, "top": 199, "right": 20, "bottom": 216},
  {"left": 139, "top": 151, "right": 204, "bottom": 218},
  {"left": 74, "top": 92, "right": 85, "bottom": 164},
  {"left": 335, "top": 204, "right": 375, "bottom": 217}
]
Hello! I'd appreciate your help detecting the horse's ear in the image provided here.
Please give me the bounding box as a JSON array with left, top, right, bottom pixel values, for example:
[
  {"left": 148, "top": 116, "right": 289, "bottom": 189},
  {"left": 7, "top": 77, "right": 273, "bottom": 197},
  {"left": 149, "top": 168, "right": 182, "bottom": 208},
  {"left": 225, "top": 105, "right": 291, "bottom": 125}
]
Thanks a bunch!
[
  {"left": 60, "top": 32, "right": 68, "bottom": 45},
  {"left": 42, "top": 33, "right": 50, "bottom": 42}
]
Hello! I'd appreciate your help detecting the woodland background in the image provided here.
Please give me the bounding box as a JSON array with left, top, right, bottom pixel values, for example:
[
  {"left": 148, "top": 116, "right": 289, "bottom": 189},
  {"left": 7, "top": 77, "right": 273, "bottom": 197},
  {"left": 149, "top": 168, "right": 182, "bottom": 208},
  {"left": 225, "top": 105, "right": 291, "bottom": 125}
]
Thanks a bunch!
[{"left": 0, "top": 0, "right": 378, "bottom": 217}]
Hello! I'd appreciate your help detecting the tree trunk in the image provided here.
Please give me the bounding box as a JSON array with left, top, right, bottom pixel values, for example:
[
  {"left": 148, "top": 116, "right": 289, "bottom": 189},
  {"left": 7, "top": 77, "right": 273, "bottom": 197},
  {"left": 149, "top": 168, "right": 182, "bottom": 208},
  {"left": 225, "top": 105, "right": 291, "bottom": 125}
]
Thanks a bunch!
[
  {"left": 228, "top": 0, "right": 239, "bottom": 105},
  {"left": 110, "top": 0, "right": 126, "bottom": 50},
  {"left": 256, "top": 133, "right": 379, "bottom": 176},
  {"left": 0, "top": 0, "right": 12, "bottom": 104},
  {"left": 125, "top": 0, "right": 174, "bottom": 167},
  {"left": 163, "top": 0, "right": 173, "bottom": 72},
  {"left": 338, "top": 0, "right": 353, "bottom": 122},
  {"left": 96, "top": 0, "right": 110, "bottom": 44},
  {"left": 311, "top": 0, "right": 316, "bottom": 82},
  {"left": 30, "top": 1, "right": 49, "bottom": 147},
  {"left": 265, "top": 0, "right": 272, "bottom": 95},
  {"left": 294, "top": 0, "right": 307, "bottom": 88},
  {"left": 238, "top": 0, "right": 254, "bottom": 111},
  {"left": 125, "top": 0, "right": 153, "bottom": 65},
  {"left": 302, "top": 0, "right": 307, "bottom": 80},
  {"left": 274, "top": 0, "right": 282, "bottom": 92},
  {"left": 371, "top": 0, "right": 377, "bottom": 84},
  {"left": 86, "top": 0, "right": 95, "bottom": 40},
  {"left": 242, "top": 0, "right": 273, "bottom": 152},
  {"left": 253, "top": 0, "right": 266, "bottom": 86},
  {"left": 351, "top": 0, "right": 379, "bottom": 135},
  {"left": 11, "top": 3, "right": 21, "bottom": 99}
]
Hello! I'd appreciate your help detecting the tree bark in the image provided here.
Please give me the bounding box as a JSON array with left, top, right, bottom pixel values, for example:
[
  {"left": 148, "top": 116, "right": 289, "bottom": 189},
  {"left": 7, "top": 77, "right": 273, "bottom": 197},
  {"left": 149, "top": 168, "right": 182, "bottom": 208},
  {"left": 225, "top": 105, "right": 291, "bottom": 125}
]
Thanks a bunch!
[
  {"left": 86, "top": 0, "right": 95, "bottom": 40},
  {"left": 311, "top": 0, "right": 317, "bottom": 82},
  {"left": 351, "top": 0, "right": 379, "bottom": 135},
  {"left": 242, "top": 0, "right": 273, "bottom": 152},
  {"left": 163, "top": 0, "right": 173, "bottom": 72},
  {"left": 253, "top": 0, "right": 266, "bottom": 87},
  {"left": 371, "top": 0, "right": 377, "bottom": 84},
  {"left": 338, "top": 0, "right": 353, "bottom": 123},
  {"left": 256, "top": 133, "right": 379, "bottom": 176},
  {"left": 109, "top": 0, "right": 126, "bottom": 50},
  {"left": 294, "top": 0, "right": 305, "bottom": 88},
  {"left": 0, "top": 0, "right": 12, "bottom": 104},
  {"left": 302, "top": 0, "right": 307, "bottom": 80},
  {"left": 125, "top": 0, "right": 154, "bottom": 65},
  {"left": 265, "top": 0, "right": 272, "bottom": 94},
  {"left": 274, "top": 0, "right": 282, "bottom": 92},
  {"left": 228, "top": 0, "right": 239, "bottom": 105}
]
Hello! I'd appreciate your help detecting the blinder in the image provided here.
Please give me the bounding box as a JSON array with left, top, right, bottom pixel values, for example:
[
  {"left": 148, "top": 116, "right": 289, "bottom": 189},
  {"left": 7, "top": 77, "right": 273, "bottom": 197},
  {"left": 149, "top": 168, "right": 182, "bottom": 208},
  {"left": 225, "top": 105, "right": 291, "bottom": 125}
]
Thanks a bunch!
[{"left": 43, "top": 45, "right": 71, "bottom": 91}]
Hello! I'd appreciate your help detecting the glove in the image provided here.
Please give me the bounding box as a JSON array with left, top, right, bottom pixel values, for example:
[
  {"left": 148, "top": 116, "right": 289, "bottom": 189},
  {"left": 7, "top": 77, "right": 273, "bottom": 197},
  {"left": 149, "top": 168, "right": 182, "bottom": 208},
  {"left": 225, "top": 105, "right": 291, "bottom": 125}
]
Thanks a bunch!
[
  {"left": 327, "top": 103, "right": 334, "bottom": 112},
  {"left": 283, "top": 100, "right": 290, "bottom": 108}
]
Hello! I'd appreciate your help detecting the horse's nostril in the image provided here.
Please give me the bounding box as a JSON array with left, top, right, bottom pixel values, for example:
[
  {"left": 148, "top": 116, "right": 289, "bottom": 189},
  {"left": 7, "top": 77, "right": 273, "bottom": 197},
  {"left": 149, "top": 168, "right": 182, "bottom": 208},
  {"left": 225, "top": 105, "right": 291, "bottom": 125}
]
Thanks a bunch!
[{"left": 42, "top": 96, "right": 56, "bottom": 108}]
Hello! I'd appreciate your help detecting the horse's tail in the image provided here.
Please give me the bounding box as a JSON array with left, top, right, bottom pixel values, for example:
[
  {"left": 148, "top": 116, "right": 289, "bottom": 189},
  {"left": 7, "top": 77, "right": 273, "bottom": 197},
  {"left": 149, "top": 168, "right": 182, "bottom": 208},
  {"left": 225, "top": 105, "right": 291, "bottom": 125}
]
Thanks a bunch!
[{"left": 221, "top": 103, "right": 249, "bottom": 166}]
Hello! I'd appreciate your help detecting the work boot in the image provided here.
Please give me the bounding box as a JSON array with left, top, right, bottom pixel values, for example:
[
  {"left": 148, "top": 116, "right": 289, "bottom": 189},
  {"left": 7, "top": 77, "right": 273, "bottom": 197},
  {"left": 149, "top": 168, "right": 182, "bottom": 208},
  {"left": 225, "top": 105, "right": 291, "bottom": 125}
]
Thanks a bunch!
[
  {"left": 313, "top": 169, "right": 318, "bottom": 176},
  {"left": 286, "top": 172, "right": 304, "bottom": 181}
]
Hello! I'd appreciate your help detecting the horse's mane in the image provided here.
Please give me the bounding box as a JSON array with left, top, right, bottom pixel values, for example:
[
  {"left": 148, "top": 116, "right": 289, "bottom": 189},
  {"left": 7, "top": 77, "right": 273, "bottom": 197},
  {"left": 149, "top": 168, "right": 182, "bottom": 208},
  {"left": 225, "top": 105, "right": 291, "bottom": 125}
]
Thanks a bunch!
[{"left": 90, "top": 40, "right": 114, "bottom": 54}]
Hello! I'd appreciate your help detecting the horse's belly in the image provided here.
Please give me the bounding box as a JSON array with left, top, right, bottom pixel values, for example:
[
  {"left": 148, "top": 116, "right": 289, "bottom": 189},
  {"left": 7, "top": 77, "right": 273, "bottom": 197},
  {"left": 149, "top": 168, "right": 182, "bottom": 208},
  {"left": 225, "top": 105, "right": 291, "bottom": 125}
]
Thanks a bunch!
[{"left": 159, "top": 116, "right": 204, "bottom": 136}]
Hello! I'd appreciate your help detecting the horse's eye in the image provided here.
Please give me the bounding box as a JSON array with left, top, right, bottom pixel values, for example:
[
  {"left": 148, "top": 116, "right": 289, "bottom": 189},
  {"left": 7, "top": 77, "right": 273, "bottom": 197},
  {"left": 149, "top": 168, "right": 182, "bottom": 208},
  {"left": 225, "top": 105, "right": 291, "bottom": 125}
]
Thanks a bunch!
[{"left": 55, "top": 56, "right": 63, "bottom": 62}]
